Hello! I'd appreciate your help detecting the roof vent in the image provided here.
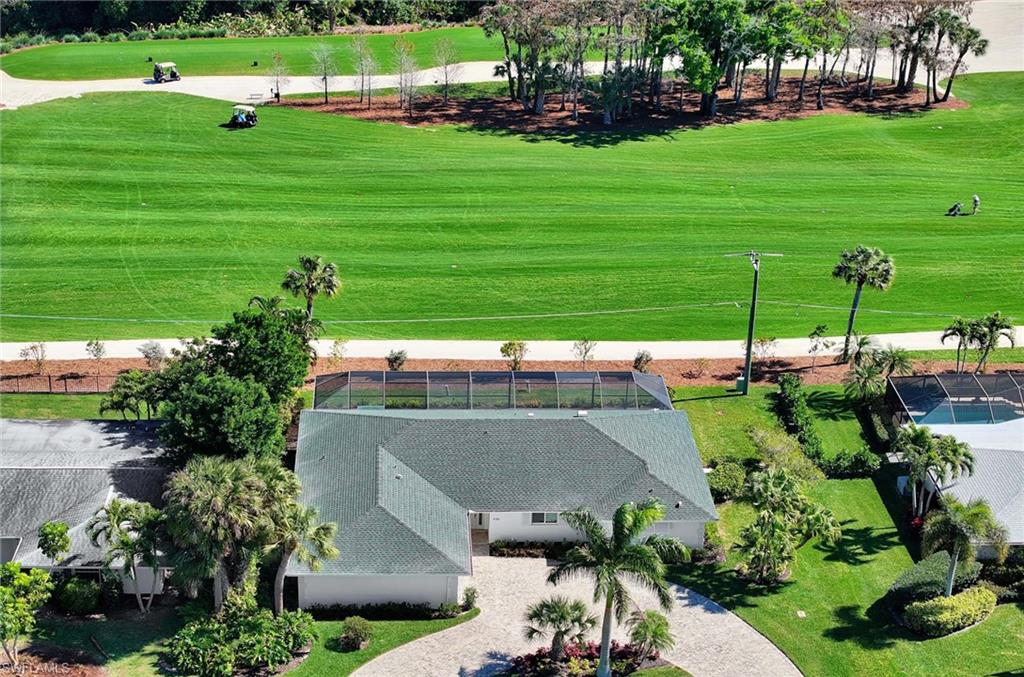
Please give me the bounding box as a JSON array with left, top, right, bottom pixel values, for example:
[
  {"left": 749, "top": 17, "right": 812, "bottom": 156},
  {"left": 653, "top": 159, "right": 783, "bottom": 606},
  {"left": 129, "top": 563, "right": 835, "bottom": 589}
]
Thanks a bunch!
[
  {"left": 527, "top": 412, "right": 535, "bottom": 417},
  {"left": 577, "top": 410, "right": 588, "bottom": 417},
  {"left": 675, "top": 501, "right": 682, "bottom": 509},
  {"left": 395, "top": 473, "right": 403, "bottom": 480}
]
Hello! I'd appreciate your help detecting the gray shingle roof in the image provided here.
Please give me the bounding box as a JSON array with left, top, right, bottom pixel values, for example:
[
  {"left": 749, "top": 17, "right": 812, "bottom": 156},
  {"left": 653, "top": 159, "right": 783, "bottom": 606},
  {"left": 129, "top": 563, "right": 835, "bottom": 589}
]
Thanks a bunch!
[
  {"left": 941, "top": 447, "right": 1024, "bottom": 544},
  {"left": 291, "top": 409, "right": 715, "bottom": 576},
  {"left": 0, "top": 420, "right": 167, "bottom": 567}
]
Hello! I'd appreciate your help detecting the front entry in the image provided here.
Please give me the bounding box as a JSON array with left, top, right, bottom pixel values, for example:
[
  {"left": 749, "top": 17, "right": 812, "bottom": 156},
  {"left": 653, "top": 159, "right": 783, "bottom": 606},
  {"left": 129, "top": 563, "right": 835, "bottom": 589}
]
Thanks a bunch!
[{"left": 470, "top": 512, "right": 490, "bottom": 555}]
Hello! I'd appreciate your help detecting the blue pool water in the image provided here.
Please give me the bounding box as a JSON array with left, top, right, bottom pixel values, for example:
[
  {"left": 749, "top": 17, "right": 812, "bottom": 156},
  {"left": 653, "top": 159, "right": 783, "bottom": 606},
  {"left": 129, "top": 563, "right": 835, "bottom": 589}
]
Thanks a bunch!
[{"left": 915, "top": 402, "right": 1022, "bottom": 425}]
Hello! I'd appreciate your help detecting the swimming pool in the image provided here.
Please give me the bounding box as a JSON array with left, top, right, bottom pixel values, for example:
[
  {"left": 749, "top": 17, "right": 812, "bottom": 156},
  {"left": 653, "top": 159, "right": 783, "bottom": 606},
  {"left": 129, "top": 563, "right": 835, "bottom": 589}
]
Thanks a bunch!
[{"left": 914, "top": 402, "right": 1023, "bottom": 425}]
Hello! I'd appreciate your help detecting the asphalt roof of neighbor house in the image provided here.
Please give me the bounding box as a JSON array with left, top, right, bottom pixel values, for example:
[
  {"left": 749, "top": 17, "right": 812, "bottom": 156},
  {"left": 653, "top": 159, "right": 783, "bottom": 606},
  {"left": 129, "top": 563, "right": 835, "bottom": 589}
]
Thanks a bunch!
[
  {"left": 941, "top": 446, "right": 1024, "bottom": 545},
  {"left": 0, "top": 419, "right": 166, "bottom": 567},
  {"left": 290, "top": 408, "right": 716, "bottom": 577}
]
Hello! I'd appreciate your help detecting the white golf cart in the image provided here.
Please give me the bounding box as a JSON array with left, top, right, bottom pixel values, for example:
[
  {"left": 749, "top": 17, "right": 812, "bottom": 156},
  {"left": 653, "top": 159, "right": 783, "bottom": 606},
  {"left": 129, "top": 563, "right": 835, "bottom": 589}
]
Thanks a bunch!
[
  {"left": 152, "top": 62, "right": 180, "bottom": 83},
  {"left": 227, "top": 104, "right": 258, "bottom": 128}
]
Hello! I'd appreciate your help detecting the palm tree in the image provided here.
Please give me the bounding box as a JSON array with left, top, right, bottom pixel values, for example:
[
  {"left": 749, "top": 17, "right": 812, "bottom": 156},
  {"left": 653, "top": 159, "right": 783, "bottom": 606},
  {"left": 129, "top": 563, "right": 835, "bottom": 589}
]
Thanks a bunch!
[
  {"left": 271, "top": 503, "right": 339, "bottom": 615},
  {"left": 163, "top": 456, "right": 269, "bottom": 611},
  {"left": 922, "top": 436, "right": 975, "bottom": 515},
  {"left": 626, "top": 609, "right": 674, "bottom": 663},
  {"left": 548, "top": 499, "right": 689, "bottom": 677},
  {"left": 873, "top": 345, "right": 913, "bottom": 377},
  {"left": 281, "top": 255, "right": 341, "bottom": 319},
  {"left": 86, "top": 499, "right": 154, "bottom": 613},
  {"left": 846, "top": 332, "right": 876, "bottom": 368},
  {"left": 894, "top": 424, "right": 939, "bottom": 517},
  {"left": 942, "top": 317, "right": 972, "bottom": 373},
  {"left": 941, "top": 25, "right": 988, "bottom": 102},
  {"left": 522, "top": 596, "right": 598, "bottom": 662},
  {"left": 250, "top": 294, "right": 324, "bottom": 361},
  {"left": 922, "top": 498, "right": 1007, "bottom": 597},
  {"left": 843, "top": 362, "right": 885, "bottom": 403},
  {"left": 832, "top": 247, "right": 895, "bottom": 362},
  {"left": 972, "top": 312, "right": 1015, "bottom": 374}
]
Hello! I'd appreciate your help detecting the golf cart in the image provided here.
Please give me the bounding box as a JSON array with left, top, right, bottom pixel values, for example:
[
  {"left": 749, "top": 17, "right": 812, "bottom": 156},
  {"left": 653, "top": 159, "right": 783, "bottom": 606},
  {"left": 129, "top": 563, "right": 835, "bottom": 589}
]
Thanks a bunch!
[
  {"left": 228, "top": 104, "right": 258, "bottom": 128},
  {"left": 153, "top": 62, "right": 180, "bottom": 83}
]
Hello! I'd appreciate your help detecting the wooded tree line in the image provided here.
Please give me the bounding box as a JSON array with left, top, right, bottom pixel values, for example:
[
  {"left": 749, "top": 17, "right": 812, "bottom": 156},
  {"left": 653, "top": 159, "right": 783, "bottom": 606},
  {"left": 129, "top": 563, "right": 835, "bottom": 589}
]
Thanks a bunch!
[{"left": 481, "top": 0, "right": 987, "bottom": 122}]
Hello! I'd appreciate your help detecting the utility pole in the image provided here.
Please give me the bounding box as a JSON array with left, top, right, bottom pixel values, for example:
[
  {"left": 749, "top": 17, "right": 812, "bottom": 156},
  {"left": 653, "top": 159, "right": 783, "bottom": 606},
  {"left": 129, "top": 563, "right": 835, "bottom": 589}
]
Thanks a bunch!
[{"left": 726, "top": 251, "right": 782, "bottom": 395}]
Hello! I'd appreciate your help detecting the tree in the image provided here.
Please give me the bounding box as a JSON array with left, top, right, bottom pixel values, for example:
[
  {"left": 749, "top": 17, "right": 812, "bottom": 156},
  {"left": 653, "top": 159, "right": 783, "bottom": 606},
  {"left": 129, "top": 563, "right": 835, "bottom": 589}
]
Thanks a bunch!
[
  {"left": 894, "top": 425, "right": 973, "bottom": 518},
  {"left": 922, "top": 498, "right": 1006, "bottom": 597},
  {"left": 626, "top": 609, "right": 674, "bottom": 663},
  {"left": 37, "top": 521, "right": 70, "bottom": 570},
  {"left": 500, "top": 340, "right": 527, "bottom": 371},
  {"left": 972, "top": 311, "right": 1015, "bottom": 374},
  {"left": 738, "top": 468, "right": 841, "bottom": 583},
  {"left": 807, "top": 324, "right": 834, "bottom": 373},
  {"left": 268, "top": 50, "right": 290, "bottom": 102},
  {"left": 573, "top": 338, "right": 597, "bottom": 369},
  {"left": 208, "top": 308, "right": 310, "bottom": 406},
  {"left": 941, "top": 23, "right": 987, "bottom": 102},
  {"left": 941, "top": 317, "right": 973, "bottom": 373},
  {"left": 843, "top": 361, "right": 885, "bottom": 403},
  {"left": 433, "top": 36, "right": 462, "bottom": 103},
  {"left": 159, "top": 371, "right": 285, "bottom": 465},
  {"left": 922, "top": 435, "right": 975, "bottom": 514},
  {"left": 86, "top": 498, "right": 161, "bottom": 613},
  {"left": 548, "top": 499, "right": 689, "bottom": 677},
  {"left": 270, "top": 502, "right": 338, "bottom": 615},
  {"left": 100, "top": 369, "right": 154, "bottom": 420},
  {"left": 350, "top": 35, "right": 378, "bottom": 106},
  {"left": 281, "top": 255, "right": 341, "bottom": 319},
  {"left": 845, "top": 332, "right": 875, "bottom": 368},
  {"left": 522, "top": 595, "right": 597, "bottom": 661},
  {"left": 393, "top": 37, "right": 420, "bottom": 113},
  {"left": 310, "top": 43, "right": 338, "bottom": 104},
  {"left": 832, "top": 246, "right": 895, "bottom": 361},
  {"left": 138, "top": 340, "right": 167, "bottom": 371},
  {"left": 0, "top": 564, "right": 53, "bottom": 665},
  {"left": 18, "top": 342, "right": 46, "bottom": 375},
  {"left": 873, "top": 345, "right": 913, "bottom": 377},
  {"left": 164, "top": 456, "right": 275, "bottom": 611},
  {"left": 312, "top": 0, "right": 353, "bottom": 33},
  {"left": 85, "top": 338, "right": 106, "bottom": 371}
]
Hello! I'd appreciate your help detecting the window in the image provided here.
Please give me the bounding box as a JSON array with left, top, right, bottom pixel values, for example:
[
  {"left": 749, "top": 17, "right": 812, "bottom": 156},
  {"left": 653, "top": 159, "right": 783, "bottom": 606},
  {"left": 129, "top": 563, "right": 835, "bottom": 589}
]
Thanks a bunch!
[{"left": 531, "top": 512, "right": 558, "bottom": 524}]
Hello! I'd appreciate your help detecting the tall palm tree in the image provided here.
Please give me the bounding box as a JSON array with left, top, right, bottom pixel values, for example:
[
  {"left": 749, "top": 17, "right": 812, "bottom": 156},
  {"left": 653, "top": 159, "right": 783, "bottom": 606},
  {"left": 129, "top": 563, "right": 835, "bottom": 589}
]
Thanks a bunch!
[
  {"left": 832, "top": 246, "right": 895, "bottom": 362},
  {"left": 894, "top": 424, "right": 939, "bottom": 517},
  {"left": 163, "top": 456, "right": 269, "bottom": 611},
  {"left": 873, "top": 345, "right": 913, "bottom": 377},
  {"left": 940, "top": 25, "right": 988, "bottom": 102},
  {"left": 281, "top": 255, "right": 341, "bottom": 319},
  {"left": 86, "top": 498, "right": 158, "bottom": 613},
  {"left": 922, "top": 436, "right": 975, "bottom": 514},
  {"left": 271, "top": 503, "right": 338, "bottom": 615},
  {"left": 972, "top": 312, "right": 1015, "bottom": 374},
  {"left": 548, "top": 499, "right": 689, "bottom": 677},
  {"left": 941, "top": 317, "right": 972, "bottom": 373},
  {"left": 626, "top": 609, "right": 674, "bottom": 663},
  {"left": 844, "top": 362, "right": 885, "bottom": 403},
  {"left": 922, "top": 498, "right": 1006, "bottom": 597},
  {"left": 846, "top": 332, "right": 876, "bottom": 368},
  {"left": 522, "top": 596, "right": 598, "bottom": 662}
]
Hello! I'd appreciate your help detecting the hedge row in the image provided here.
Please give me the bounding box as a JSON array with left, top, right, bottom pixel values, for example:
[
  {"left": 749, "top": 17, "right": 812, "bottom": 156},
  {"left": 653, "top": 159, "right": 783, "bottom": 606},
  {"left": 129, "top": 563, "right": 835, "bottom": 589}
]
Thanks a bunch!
[
  {"left": 887, "top": 551, "right": 982, "bottom": 610},
  {"left": 0, "top": 26, "right": 228, "bottom": 53},
  {"left": 306, "top": 599, "right": 462, "bottom": 621},
  {"left": 904, "top": 586, "right": 996, "bottom": 637}
]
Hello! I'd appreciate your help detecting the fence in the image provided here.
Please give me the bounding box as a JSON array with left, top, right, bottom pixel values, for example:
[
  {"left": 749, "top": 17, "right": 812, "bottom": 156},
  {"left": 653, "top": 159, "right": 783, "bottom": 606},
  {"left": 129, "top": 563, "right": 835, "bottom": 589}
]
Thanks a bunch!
[{"left": 0, "top": 374, "right": 117, "bottom": 394}]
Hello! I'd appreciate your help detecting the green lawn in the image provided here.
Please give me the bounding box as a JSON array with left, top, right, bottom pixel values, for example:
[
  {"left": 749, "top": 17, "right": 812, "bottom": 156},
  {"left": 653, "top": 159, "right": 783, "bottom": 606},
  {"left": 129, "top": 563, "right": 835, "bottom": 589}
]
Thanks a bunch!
[
  {"left": 0, "top": 393, "right": 112, "bottom": 419},
  {"left": 906, "top": 346, "right": 1024, "bottom": 365},
  {"left": 31, "top": 608, "right": 479, "bottom": 677},
  {"left": 2, "top": 74, "right": 1022, "bottom": 342},
  {"left": 673, "top": 473, "right": 1024, "bottom": 676},
  {"left": 0, "top": 28, "right": 502, "bottom": 80}
]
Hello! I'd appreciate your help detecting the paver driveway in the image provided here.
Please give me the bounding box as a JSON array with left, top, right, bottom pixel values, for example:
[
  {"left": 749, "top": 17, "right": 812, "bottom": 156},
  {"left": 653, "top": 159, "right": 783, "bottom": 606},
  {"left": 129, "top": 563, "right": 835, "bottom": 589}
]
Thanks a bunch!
[{"left": 353, "top": 557, "right": 800, "bottom": 677}]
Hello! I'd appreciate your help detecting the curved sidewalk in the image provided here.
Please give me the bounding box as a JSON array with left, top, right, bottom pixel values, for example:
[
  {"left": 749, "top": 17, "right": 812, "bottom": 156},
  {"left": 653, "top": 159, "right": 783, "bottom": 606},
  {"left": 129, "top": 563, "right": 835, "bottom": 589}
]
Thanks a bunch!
[{"left": 353, "top": 557, "right": 801, "bottom": 677}]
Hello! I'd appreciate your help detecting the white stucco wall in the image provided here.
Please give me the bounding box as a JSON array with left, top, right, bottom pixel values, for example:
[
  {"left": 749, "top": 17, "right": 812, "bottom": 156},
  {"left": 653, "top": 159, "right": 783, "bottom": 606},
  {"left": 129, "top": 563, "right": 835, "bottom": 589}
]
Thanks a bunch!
[
  {"left": 122, "top": 566, "right": 165, "bottom": 595},
  {"left": 296, "top": 574, "right": 459, "bottom": 608},
  {"left": 488, "top": 512, "right": 706, "bottom": 549}
]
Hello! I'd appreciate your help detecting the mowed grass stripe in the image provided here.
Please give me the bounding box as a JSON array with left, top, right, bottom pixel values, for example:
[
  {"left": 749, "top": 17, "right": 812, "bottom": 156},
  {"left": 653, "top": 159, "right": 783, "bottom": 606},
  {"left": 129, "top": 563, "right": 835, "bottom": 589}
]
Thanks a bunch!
[{"left": 1, "top": 74, "right": 1022, "bottom": 341}]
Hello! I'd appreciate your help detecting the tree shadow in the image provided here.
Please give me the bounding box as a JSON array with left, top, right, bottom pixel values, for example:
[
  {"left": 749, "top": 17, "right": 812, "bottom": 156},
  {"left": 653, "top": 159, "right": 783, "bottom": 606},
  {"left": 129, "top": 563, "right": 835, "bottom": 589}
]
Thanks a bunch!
[
  {"left": 805, "top": 390, "right": 858, "bottom": 421},
  {"left": 668, "top": 563, "right": 793, "bottom": 612},
  {"left": 821, "top": 597, "right": 914, "bottom": 650},
  {"left": 468, "top": 650, "right": 516, "bottom": 676},
  {"left": 672, "top": 391, "right": 742, "bottom": 403},
  {"left": 872, "top": 464, "right": 922, "bottom": 561},
  {"left": 818, "top": 520, "right": 903, "bottom": 566}
]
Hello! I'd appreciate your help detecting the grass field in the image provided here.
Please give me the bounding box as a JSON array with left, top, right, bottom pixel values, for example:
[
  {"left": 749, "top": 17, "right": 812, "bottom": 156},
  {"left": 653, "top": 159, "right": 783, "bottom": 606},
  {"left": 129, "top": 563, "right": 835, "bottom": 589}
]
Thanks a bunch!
[
  {"left": 0, "top": 28, "right": 501, "bottom": 80},
  {"left": 1, "top": 73, "right": 1021, "bottom": 342},
  {"left": 0, "top": 393, "right": 113, "bottom": 419}
]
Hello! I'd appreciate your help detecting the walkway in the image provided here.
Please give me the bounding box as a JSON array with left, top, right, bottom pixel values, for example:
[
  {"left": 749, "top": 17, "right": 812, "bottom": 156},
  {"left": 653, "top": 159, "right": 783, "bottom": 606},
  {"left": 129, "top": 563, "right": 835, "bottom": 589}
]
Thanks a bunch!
[
  {"left": 1, "top": 0, "right": 1020, "bottom": 110},
  {"left": 353, "top": 557, "right": 801, "bottom": 677},
  {"left": 2, "top": 327, "right": 1021, "bottom": 362}
]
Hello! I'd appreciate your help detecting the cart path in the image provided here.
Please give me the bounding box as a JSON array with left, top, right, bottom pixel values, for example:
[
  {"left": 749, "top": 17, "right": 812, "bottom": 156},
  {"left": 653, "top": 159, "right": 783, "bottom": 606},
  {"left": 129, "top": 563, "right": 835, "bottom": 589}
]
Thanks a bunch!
[
  {"left": 352, "top": 557, "right": 801, "bottom": 677},
  {"left": 2, "top": 0, "right": 1021, "bottom": 109},
  {"left": 2, "top": 328, "right": 1021, "bottom": 362}
]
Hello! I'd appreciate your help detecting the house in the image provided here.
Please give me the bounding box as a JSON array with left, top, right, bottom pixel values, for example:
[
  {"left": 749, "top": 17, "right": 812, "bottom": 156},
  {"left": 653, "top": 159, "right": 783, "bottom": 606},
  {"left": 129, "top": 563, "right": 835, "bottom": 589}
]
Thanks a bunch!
[
  {"left": 0, "top": 419, "right": 169, "bottom": 592},
  {"left": 887, "top": 373, "right": 1024, "bottom": 551},
  {"left": 289, "top": 371, "right": 716, "bottom": 608}
]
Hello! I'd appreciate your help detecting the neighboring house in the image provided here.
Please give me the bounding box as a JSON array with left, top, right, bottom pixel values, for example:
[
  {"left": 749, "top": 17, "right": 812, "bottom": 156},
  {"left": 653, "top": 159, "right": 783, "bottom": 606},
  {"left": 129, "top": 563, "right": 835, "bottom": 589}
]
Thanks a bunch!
[
  {"left": 289, "top": 371, "right": 716, "bottom": 608},
  {"left": 0, "top": 419, "right": 168, "bottom": 592},
  {"left": 887, "top": 374, "right": 1024, "bottom": 552}
]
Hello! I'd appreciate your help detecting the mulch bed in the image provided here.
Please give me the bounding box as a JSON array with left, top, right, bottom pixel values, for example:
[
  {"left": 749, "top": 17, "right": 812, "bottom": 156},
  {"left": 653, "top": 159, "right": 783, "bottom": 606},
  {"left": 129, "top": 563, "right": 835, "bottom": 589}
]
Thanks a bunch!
[
  {"left": 8, "top": 645, "right": 106, "bottom": 676},
  {"left": 279, "top": 73, "right": 966, "bottom": 135}
]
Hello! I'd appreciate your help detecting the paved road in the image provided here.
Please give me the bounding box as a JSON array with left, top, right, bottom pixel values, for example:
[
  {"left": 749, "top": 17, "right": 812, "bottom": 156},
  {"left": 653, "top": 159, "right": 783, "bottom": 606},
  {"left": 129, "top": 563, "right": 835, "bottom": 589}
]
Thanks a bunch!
[
  {"left": 353, "top": 557, "right": 801, "bottom": 677},
  {"left": 3, "top": 328, "right": 1022, "bottom": 362},
  {"left": 2, "top": 1, "right": 1020, "bottom": 109}
]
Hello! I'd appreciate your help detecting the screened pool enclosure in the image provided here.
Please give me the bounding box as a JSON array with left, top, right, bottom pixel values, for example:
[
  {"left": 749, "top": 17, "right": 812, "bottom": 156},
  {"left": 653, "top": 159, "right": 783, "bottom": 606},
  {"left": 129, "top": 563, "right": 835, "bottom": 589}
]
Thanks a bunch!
[
  {"left": 887, "top": 373, "right": 1024, "bottom": 426},
  {"left": 313, "top": 371, "right": 674, "bottom": 411}
]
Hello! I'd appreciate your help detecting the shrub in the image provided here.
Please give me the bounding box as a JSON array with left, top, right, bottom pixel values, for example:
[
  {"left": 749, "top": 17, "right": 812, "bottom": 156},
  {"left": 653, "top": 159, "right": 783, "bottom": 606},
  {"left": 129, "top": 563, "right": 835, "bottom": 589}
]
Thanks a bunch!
[
  {"left": 29, "top": 34, "right": 47, "bottom": 46},
  {"left": 128, "top": 30, "right": 151, "bottom": 41},
  {"left": 167, "top": 619, "right": 235, "bottom": 677},
  {"left": 820, "top": 446, "right": 881, "bottom": 478},
  {"left": 489, "top": 540, "right": 580, "bottom": 559},
  {"left": 233, "top": 610, "right": 292, "bottom": 670},
  {"left": 307, "top": 600, "right": 438, "bottom": 621},
  {"left": 62, "top": 33, "right": 81, "bottom": 43},
  {"left": 153, "top": 28, "right": 177, "bottom": 39},
  {"left": 774, "top": 374, "right": 824, "bottom": 460},
  {"left": 462, "top": 586, "right": 479, "bottom": 610},
  {"left": 386, "top": 349, "right": 407, "bottom": 371},
  {"left": 176, "top": 29, "right": 191, "bottom": 39},
  {"left": 708, "top": 461, "right": 746, "bottom": 502},
  {"left": 275, "top": 610, "right": 318, "bottom": 652},
  {"left": 632, "top": 349, "right": 653, "bottom": 373},
  {"left": 904, "top": 586, "right": 996, "bottom": 637},
  {"left": 338, "top": 615, "right": 373, "bottom": 651},
  {"left": 57, "top": 578, "right": 100, "bottom": 616},
  {"left": 81, "top": 31, "right": 100, "bottom": 42},
  {"left": 694, "top": 522, "right": 727, "bottom": 565},
  {"left": 0, "top": 41, "right": 10, "bottom": 54},
  {"left": 103, "top": 32, "right": 125, "bottom": 42},
  {"left": 887, "top": 551, "right": 982, "bottom": 610},
  {"left": 436, "top": 602, "right": 461, "bottom": 618}
]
